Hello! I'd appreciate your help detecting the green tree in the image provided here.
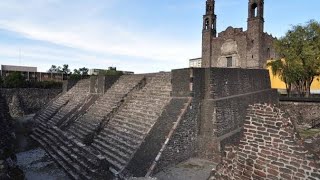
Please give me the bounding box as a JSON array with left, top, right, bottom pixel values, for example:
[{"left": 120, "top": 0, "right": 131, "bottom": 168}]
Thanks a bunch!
[
  {"left": 268, "top": 20, "right": 320, "bottom": 97},
  {"left": 48, "top": 65, "right": 61, "bottom": 73},
  {"left": 70, "top": 67, "right": 89, "bottom": 80},
  {"left": 62, "top": 64, "right": 71, "bottom": 75},
  {"left": 3, "top": 72, "right": 26, "bottom": 88},
  {"left": 48, "top": 64, "right": 70, "bottom": 74}
]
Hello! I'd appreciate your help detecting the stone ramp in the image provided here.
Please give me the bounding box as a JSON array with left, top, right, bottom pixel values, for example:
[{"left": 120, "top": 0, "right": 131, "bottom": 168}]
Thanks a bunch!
[
  {"left": 67, "top": 75, "right": 145, "bottom": 142},
  {"left": 91, "top": 73, "right": 172, "bottom": 176},
  {"left": 33, "top": 79, "right": 90, "bottom": 124}
]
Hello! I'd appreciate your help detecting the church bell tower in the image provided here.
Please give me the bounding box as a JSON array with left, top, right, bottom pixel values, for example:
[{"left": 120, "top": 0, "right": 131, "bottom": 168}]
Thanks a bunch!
[
  {"left": 247, "top": 0, "right": 265, "bottom": 68},
  {"left": 202, "top": 0, "right": 217, "bottom": 68}
]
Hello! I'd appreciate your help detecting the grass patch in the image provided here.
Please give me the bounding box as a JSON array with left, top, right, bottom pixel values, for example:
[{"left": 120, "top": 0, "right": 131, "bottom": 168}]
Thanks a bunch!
[{"left": 299, "top": 129, "right": 320, "bottom": 139}]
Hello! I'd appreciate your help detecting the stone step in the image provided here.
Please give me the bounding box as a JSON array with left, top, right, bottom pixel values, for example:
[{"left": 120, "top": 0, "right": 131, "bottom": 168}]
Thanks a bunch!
[
  {"left": 68, "top": 127, "right": 86, "bottom": 141},
  {"left": 98, "top": 130, "right": 138, "bottom": 151},
  {"left": 40, "top": 129, "right": 102, "bottom": 170},
  {"left": 132, "top": 93, "right": 170, "bottom": 100},
  {"left": 93, "top": 138, "right": 132, "bottom": 161},
  {"left": 115, "top": 114, "right": 154, "bottom": 127},
  {"left": 108, "top": 120, "right": 147, "bottom": 136},
  {"left": 30, "top": 133, "right": 82, "bottom": 180},
  {"left": 37, "top": 125, "right": 101, "bottom": 167},
  {"left": 95, "top": 135, "right": 135, "bottom": 156},
  {"left": 74, "top": 120, "right": 98, "bottom": 132},
  {"left": 99, "top": 127, "right": 141, "bottom": 146},
  {"left": 91, "top": 143, "right": 125, "bottom": 171},
  {"left": 124, "top": 102, "right": 165, "bottom": 112},
  {"left": 32, "top": 131, "right": 93, "bottom": 180},
  {"left": 112, "top": 117, "right": 150, "bottom": 133},
  {"left": 68, "top": 125, "right": 90, "bottom": 140},
  {"left": 120, "top": 106, "right": 161, "bottom": 117}
]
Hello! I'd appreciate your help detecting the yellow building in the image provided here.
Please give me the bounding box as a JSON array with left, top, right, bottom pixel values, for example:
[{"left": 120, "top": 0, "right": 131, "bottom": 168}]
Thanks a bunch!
[{"left": 266, "top": 61, "right": 320, "bottom": 94}]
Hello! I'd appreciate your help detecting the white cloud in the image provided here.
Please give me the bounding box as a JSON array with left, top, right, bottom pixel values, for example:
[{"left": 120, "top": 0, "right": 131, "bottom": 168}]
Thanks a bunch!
[{"left": 0, "top": 0, "right": 201, "bottom": 73}]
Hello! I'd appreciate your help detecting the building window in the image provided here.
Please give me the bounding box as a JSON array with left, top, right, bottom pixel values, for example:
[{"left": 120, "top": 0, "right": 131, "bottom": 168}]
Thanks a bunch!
[
  {"left": 251, "top": 3, "right": 258, "bottom": 18},
  {"left": 267, "top": 48, "right": 271, "bottom": 59},
  {"left": 227, "top": 57, "right": 233, "bottom": 67},
  {"left": 205, "top": 18, "right": 209, "bottom": 30}
]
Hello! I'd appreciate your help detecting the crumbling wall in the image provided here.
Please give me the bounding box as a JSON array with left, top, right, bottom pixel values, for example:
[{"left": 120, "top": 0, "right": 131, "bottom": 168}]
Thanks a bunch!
[
  {"left": 212, "top": 104, "right": 320, "bottom": 180},
  {"left": 0, "top": 91, "right": 18, "bottom": 178},
  {"left": 0, "top": 88, "right": 61, "bottom": 117},
  {"left": 280, "top": 101, "right": 320, "bottom": 127}
]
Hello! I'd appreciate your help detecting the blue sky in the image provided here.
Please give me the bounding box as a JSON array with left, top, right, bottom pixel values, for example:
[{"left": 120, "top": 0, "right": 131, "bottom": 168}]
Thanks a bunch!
[{"left": 0, "top": 0, "right": 319, "bottom": 73}]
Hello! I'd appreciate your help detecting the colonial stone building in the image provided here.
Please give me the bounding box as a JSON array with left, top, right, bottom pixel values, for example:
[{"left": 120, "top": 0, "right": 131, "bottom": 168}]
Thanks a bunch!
[{"left": 202, "top": 0, "right": 276, "bottom": 68}]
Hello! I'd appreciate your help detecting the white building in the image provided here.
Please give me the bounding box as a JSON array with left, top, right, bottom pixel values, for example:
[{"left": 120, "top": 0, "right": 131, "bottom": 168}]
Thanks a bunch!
[{"left": 189, "top": 58, "right": 202, "bottom": 68}]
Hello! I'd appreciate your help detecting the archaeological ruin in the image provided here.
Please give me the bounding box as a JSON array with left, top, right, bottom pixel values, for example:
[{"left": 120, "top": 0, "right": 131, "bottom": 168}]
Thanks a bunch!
[
  {"left": 28, "top": 67, "right": 277, "bottom": 179},
  {"left": 0, "top": 0, "right": 319, "bottom": 180}
]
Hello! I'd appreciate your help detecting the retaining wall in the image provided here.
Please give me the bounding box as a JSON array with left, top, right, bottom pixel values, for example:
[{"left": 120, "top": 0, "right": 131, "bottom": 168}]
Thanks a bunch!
[
  {"left": 0, "top": 88, "right": 61, "bottom": 117},
  {"left": 212, "top": 104, "right": 320, "bottom": 180}
]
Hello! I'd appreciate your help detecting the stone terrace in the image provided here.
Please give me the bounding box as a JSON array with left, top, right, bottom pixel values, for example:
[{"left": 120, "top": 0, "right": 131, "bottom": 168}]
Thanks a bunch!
[
  {"left": 33, "top": 79, "right": 90, "bottom": 124},
  {"left": 91, "top": 73, "right": 172, "bottom": 175},
  {"left": 212, "top": 104, "right": 320, "bottom": 180},
  {"left": 67, "top": 75, "right": 145, "bottom": 143},
  {"left": 31, "top": 73, "right": 176, "bottom": 179},
  {"left": 47, "top": 79, "right": 92, "bottom": 126}
]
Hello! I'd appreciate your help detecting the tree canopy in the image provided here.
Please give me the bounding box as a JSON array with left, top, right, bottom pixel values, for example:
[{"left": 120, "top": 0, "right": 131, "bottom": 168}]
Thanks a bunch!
[
  {"left": 48, "top": 64, "right": 71, "bottom": 74},
  {"left": 69, "top": 67, "right": 89, "bottom": 80},
  {"left": 268, "top": 20, "right": 320, "bottom": 97}
]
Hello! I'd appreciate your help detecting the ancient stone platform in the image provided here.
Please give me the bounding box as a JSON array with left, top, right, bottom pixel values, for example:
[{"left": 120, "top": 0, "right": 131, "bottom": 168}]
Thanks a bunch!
[{"left": 30, "top": 68, "right": 277, "bottom": 179}]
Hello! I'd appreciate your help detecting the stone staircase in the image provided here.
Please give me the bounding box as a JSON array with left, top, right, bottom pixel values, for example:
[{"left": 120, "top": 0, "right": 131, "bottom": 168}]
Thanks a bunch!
[
  {"left": 91, "top": 73, "right": 172, "bottom": 176},
  {"left": 46, "top": 79, "right": 91, "bottom": 126},
  {"left": 33, "top": 79, "right": 90, "bottom": 124},
  {"left": 67, "top": 75, "right": 146, "bottom": 142},
  {"left": 31, "top": 123, "right": 111, "bottom": 180}
]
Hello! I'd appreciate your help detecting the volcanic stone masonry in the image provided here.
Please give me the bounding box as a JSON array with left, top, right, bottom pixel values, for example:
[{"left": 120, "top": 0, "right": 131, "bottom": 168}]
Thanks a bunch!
[
  {"left": 211, "top": 104, "right": 320, "bottom": 180},
  {"left": 0, "top": 88, "right": 61, "bottom": 117},
  {"left": 30, "top": 67, "right": 277, "bottom": 179},
  {"left": 0, "top": 90, "right": 19, "bottom": 179}
]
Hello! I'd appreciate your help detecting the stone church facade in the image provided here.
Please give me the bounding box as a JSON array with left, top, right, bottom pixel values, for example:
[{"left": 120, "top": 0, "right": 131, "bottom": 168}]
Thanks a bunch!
[{"left": 202, "top": 0, "right": 277, "bottom": 68}]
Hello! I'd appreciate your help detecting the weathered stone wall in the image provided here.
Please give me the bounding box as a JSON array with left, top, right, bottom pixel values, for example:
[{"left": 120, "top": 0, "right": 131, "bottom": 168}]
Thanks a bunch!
[
  {"left": 0, "top": 91, "right": 13, "bottom": 157},
  {"left": 0, "top": 91, "right": 15, "bottom": 178},
  {"left": 212, "top": 104, "right": 320, "bottom": 180},
  {"left": 125, "top": 98, "right": 191, "bottom": 177},
  {"left": 209, "top": 68, "right": 271, "bottom": 99},
  {"left": 171, "top": 68, "right": 192, "bottom": 97},
  {"left": 0, "top": 88, "right": 61, "bottom": 117},
  {"left": 153, "top": 99, "right": 200, "bottom": 174},
  {"left": 280, "top": 101, "right": 320, "bottom": 127},
  {"left": 198, "top": 68, "right": 278, "bottom": 161},
  {"left": 62, "top": 79, "right": 79, "bottom": 93}
]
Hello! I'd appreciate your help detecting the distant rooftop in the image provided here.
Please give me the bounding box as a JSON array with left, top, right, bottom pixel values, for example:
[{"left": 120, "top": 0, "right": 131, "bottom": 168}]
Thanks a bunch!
[{"left": 1, "top": 65, "right": 37, "bottom": 72}]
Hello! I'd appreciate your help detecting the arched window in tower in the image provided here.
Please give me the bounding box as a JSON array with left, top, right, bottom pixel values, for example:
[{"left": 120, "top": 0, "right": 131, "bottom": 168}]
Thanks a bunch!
[
  {"left": 267, "top": 48, "right": 271, "bottom": 59},
  {"left": 205, "top": 18, "right": 210, "bottom": 30},
  {"left": 251, "top": 3, "right": 258, "bottom": 18}
]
